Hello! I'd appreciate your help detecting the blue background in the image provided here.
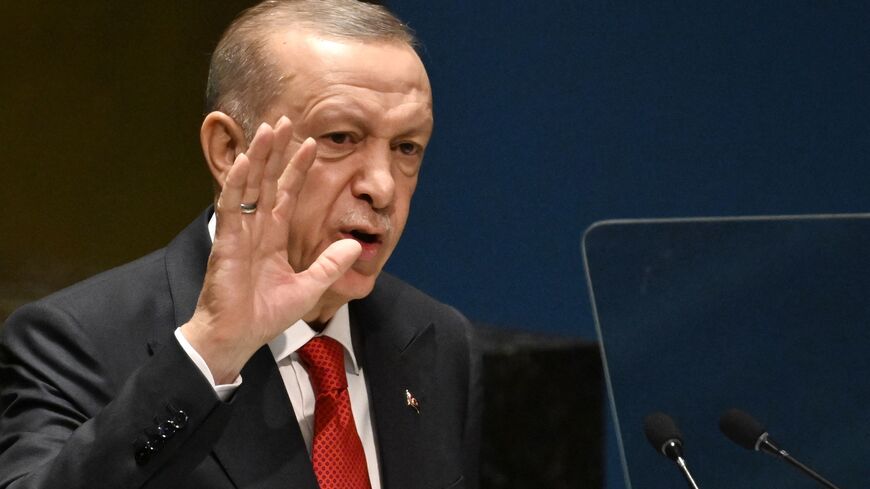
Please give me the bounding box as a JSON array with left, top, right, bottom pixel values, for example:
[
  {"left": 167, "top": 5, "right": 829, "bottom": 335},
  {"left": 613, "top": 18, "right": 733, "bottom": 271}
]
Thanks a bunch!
[
  {"left": 380, "top": 3, "right": 870, "bottom": 487},
  {"left": 386, "top": 1, "right": 870, "bottom": 338}
]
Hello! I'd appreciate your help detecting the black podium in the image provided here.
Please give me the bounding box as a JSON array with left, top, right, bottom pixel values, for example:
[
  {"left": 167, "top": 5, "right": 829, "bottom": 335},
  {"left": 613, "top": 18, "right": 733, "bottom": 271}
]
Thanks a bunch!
[{"left": 475, "top": 324, "right": 605, "bottom": 489}]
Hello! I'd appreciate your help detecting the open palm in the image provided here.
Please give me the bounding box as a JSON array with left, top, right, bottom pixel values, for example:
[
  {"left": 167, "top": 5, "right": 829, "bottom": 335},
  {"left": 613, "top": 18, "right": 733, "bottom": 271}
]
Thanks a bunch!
[{"left": 182, "top": 117, "right": 361, "bottom": 384}]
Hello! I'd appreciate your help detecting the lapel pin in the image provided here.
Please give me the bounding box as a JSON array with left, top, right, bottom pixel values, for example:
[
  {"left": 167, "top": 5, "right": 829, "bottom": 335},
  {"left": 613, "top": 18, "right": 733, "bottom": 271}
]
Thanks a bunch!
[{"left": 405, "top": 389, "right": 420, "bottom": 414}]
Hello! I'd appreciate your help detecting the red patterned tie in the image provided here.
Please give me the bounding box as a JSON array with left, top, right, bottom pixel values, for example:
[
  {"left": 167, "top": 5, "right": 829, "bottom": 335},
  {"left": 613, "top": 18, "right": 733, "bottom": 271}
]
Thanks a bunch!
[{"left": 298, "top": 336, "right": 372, "bottom": 489}]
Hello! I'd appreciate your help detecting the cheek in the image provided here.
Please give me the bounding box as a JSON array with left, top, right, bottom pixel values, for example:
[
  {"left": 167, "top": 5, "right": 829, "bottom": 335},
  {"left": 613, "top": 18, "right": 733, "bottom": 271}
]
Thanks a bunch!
[
  {"left": 390, "top": 179, "right": 417, "bottom": 236},
  {"left": 398, "top": 175, "right": 418, "bottom": 209},
  {"left": 295, "top": 164, "right": 351, "bottom": 220},
  {"left": 286, "top": 172, "right": 349, "bottom": 261}
]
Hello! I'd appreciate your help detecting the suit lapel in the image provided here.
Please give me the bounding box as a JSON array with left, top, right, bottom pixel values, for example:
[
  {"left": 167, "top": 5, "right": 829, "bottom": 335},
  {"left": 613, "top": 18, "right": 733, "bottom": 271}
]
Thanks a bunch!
[
  {"left": 141, "top": 209, "right": 212, "bottom": 356},
  {"left": 212, "top": 347, "right": 318, "bottom": 489},
  {"left": 351, "top": 276, "right": 439, "bottom": 489},
  {"left": 157, "top": 208, "right": 316, "bottom": 488},
  {"left": 154, "top": 212, "right": 452, "bottom": 488},
  {"left": 164, "top": 208, "right": 212, "bottom": 331}
]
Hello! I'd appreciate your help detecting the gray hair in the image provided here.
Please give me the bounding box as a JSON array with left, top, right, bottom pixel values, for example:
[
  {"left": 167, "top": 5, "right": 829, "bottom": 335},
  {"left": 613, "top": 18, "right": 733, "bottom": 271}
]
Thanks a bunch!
[{"left": 205, "top": 0, "right": 418, "bottom": 140}]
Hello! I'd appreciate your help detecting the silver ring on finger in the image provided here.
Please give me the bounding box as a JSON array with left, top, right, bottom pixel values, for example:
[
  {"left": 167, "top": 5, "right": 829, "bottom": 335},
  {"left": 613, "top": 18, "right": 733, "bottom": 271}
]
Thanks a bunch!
[{"left": 240, "top": 202, "right": 258, "bottom": 214}]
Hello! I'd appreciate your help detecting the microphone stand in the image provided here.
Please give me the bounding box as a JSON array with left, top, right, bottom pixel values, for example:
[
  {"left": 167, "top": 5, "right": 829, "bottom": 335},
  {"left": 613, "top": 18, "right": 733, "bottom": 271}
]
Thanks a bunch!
[
  {"left": 674, "top": 455, "right": 700, "bottom": 489},
  {"left": 663, "top": 440, "right": 700, "bottom": 489},
  {"left": 758, "top": 435, "right": 843, "bottom": 489}
]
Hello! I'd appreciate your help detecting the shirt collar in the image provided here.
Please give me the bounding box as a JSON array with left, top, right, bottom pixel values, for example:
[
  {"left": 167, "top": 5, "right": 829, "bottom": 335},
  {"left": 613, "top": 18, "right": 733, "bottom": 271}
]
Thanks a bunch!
[
  {"left": 266, "top": 304, "right": 359, "bottom": 373},
  {"left": 207, "top": 212, "right": 359, "bottom": 374}
]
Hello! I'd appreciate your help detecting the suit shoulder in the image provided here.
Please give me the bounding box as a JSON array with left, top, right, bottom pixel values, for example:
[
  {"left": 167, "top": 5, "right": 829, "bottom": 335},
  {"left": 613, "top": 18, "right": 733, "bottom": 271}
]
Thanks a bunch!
[
  {"left": 4, "top": 249, "right": 172, "bottom": 338},
  {"left": 373, "top": 272, "right": 470, "bottom": 328},
  {"left": 38, "top": 249, "right": 167, "bottom": 307}
]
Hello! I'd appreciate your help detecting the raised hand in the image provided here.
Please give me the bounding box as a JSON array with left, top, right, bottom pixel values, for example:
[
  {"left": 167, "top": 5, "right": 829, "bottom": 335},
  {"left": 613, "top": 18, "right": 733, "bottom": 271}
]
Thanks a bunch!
[{"left": 181, "top": 117, "right": 361, "bottom": 384}]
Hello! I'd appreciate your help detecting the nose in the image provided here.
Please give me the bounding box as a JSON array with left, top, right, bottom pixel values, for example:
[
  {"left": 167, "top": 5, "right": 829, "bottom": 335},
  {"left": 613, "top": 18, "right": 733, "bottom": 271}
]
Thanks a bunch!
[{"left": 352, "top": 148, "right": 396, "bottom": 210}]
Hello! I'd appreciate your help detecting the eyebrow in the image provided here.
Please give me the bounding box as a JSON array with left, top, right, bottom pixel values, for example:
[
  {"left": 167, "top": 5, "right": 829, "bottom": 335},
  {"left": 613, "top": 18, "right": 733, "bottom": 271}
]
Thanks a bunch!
[
  {"left": 311, "top": 102, "right": 433, "bottom": 138},
  {"left": 312, "top": 104, "right": 370, "bottom": 130}
]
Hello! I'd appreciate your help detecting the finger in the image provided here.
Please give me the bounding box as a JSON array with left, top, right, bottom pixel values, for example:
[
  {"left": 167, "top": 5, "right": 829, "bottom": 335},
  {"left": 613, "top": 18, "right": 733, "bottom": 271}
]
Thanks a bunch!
[
  {"left": 258, "top": 116, "right": 293, "bottom": 212},
  {"left": 296, "top": 238, "right": 362, "bottom": 292},
  {"left": 216, "top": 152, "right": 251, "bottom": 236},
  {"left": 273, "top": 137, "right": 318, "bottom": 223},
  {"left": 241, "top": 123, "right": 274, "bottom": 208}
]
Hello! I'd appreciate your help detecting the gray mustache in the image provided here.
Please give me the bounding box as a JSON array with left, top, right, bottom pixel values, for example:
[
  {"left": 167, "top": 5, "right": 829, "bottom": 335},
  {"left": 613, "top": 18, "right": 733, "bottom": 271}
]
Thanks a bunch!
[{"left": 337, "top": 209, "right": 392, "bottom": 233}]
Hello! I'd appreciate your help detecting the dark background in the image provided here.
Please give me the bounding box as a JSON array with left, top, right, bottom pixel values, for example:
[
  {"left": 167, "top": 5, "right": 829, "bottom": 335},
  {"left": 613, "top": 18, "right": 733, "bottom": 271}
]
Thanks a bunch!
[{"left": 3, "top": 1, "right": 869, "bottom": 488}]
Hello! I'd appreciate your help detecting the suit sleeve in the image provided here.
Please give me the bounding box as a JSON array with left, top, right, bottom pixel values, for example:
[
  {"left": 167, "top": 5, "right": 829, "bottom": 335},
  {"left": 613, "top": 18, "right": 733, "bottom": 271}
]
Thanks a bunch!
[{"left": 0, "top": 302, "right": 234, "bottom": 489}]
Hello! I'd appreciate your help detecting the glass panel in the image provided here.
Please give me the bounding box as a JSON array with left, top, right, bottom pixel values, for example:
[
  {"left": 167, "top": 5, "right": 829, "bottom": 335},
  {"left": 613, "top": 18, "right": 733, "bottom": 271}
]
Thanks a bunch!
[{"left": 583, "top": 215, "right": 870, "bottom": 489}]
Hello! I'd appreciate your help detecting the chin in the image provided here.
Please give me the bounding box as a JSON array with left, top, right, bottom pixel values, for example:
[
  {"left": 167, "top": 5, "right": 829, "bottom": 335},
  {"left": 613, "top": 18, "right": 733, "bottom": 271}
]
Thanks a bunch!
[{"left": 329, "top": 268, "right": 379, "bottom": 302}]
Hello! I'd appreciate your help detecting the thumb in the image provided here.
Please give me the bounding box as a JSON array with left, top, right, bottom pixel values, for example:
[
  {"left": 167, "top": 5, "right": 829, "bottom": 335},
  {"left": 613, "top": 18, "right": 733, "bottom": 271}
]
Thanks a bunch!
[{"left": 298, "top": 238, "right": 362, "bottom": 290}]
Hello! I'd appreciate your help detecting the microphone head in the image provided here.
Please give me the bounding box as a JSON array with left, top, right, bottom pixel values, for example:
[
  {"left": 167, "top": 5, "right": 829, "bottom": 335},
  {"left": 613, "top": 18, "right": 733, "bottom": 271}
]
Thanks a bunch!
[
  {"left": 643, "top": 412, "right": 684, "bottom": 458},
  {"left": 719, "top": 408, "right": 766, "bottom": 450}
]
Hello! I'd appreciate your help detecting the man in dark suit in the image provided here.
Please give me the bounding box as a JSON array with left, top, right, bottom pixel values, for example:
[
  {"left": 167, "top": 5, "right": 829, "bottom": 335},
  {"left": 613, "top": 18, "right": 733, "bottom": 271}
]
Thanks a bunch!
[{"left": 0, "top": 1, "right": 479, "bottom": 488}]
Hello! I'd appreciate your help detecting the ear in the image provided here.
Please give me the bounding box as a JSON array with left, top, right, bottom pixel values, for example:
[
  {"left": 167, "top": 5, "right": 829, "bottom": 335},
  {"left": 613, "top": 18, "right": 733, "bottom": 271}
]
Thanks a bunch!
[{"left": 200, "top": 111, "right": 247, "bottom": 195}]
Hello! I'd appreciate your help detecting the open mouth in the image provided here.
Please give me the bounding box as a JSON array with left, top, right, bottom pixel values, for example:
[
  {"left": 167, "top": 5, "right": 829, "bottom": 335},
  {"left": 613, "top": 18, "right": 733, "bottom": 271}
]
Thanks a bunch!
[
  {"left": 339, "top": 227, "right": 384, "bottom": 262},
  {"left": 349, "top": 230, "right": 379, "bottom": 244}
]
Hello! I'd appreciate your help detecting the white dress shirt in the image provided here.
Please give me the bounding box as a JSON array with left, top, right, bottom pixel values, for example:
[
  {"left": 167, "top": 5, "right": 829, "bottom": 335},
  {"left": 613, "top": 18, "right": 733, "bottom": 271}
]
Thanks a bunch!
[{"left": 173, "top": 213, "right": 382, "bottom": 488}]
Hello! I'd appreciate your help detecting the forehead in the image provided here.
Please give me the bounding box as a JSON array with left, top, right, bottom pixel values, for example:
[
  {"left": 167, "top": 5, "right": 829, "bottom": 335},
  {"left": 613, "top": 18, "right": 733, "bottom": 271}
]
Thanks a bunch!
[{"left": 265, "top": 29, "right": 432, "bottom": 118}]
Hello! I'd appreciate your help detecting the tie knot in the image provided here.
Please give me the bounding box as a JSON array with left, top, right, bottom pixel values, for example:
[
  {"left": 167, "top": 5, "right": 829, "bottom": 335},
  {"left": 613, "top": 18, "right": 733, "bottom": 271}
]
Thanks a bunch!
[{"left": 298, "top": 336, "right": 348, "bottom": 394}]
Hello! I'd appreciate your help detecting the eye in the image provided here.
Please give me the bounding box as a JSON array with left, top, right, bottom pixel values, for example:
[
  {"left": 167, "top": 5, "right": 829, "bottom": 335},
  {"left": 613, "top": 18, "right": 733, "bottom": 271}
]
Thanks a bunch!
[
  {"left": 395, "top": 141, "right": 422, "bottom": 156},
  {"left": 317, "top": 132, "right": 358, "bottom": 160},
  {"left": 325, "top": 132, "right": 353, "bottom": 145}
]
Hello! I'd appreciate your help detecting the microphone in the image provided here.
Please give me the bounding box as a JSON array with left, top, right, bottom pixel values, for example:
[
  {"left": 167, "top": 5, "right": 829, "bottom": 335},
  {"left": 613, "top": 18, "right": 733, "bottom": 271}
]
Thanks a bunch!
[
  {"left": 718, "top": 408, "right": 843, "bottom": 489},
  {"left": 643, "top": 412, "right": 701, "bottom": 489}
]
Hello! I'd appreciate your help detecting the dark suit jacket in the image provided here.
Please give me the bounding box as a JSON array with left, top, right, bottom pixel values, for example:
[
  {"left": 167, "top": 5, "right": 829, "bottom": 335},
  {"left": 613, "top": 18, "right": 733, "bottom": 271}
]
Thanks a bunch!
[{"left": 0, "top": 209, "right": 480, "bottom": 489}]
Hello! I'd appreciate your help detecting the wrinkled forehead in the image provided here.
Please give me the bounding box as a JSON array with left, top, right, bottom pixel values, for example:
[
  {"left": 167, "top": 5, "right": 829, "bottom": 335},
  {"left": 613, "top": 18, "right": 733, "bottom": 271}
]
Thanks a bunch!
[{"left": 265, "top": 28, "right": 432, "bottom": 106}]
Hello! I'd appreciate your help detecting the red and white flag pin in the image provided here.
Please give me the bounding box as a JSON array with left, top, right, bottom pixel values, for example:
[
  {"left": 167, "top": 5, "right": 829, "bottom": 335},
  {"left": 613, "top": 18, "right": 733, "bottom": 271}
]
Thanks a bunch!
[{"left": 405, "top": 389, "right": 420, "bottom": 414}]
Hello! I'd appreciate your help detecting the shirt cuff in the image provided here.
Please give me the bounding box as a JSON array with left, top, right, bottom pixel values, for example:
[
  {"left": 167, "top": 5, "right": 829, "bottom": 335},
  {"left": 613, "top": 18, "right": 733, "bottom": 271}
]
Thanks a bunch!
[{"left": 174, "top": 327, "right": 242, "bottom": 401}]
